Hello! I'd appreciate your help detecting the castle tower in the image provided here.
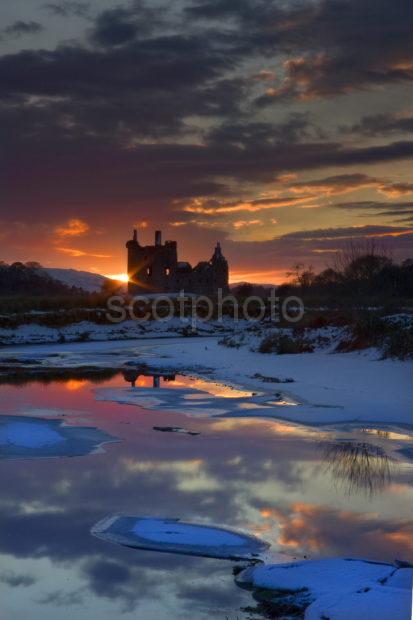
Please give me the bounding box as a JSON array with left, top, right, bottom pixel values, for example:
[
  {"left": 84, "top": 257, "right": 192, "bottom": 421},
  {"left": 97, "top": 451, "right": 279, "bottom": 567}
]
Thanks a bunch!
[
  {"left": 210, "top": 241, "right": 229, "bottom": 294},
  {"left": 126, "top": 228, "right": 177, "bottom": 295}
]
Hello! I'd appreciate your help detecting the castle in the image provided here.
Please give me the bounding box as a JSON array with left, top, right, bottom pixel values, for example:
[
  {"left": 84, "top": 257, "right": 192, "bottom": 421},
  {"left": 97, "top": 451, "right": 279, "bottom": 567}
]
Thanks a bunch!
[{"left": 126, "top": 229, "right": 229, "bottom": 296}]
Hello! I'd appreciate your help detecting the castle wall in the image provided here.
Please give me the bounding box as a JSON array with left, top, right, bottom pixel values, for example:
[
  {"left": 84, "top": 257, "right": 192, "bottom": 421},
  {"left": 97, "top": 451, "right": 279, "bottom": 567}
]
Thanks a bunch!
[{"left": 127, "top": 231, "right": 228, "bottom": 296}]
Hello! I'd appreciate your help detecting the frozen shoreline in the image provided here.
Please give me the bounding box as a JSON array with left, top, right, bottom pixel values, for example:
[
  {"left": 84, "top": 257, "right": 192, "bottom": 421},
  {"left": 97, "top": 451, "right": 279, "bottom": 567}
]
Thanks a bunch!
[{"left": 0, "top": 335, "right": 412, "bottom": 430}]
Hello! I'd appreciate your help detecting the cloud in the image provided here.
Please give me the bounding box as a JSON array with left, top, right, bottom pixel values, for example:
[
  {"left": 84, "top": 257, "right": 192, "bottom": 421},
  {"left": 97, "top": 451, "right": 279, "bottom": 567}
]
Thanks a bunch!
[
  {"left": 288, "top": 173, "right": 380, "bottom": 196},
  {"left": 334, "top": 200, "right": 413, "bottom": 211},
  {"left": 90, "top": 3, "right": 163, "bottom": 47},
  {"left": 55, "top": 247, "right": 111, "bottom": 258},
  {"left": 233, "top": 219, "right": 263, "bottom": 229},
  {"left": 378, "top": 182, "right": 413, "bottom": 197},
  {"left": 55, "top": 218, "right": 90, "bottom": 237},
  {"left": 344, "top": 112, "right": 413, "bottom": 136},
  {"left": 280, "top": 224, "right": 413, "bottom": 241},
  {"left": 181, "top": 194, "right": 315, "bottom": 215}
]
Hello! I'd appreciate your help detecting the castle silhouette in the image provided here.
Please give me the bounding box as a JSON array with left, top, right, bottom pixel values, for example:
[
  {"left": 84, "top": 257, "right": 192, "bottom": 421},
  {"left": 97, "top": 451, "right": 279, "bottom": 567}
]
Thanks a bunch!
[{"left": 126, "top": 229, "right": 229, "bottom": 295}]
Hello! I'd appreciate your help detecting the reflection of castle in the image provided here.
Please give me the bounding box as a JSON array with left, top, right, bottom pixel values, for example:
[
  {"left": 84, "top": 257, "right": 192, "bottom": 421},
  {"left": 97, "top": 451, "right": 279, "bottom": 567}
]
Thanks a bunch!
[
  {"left": 122, "top": 369, "right": 176, "bottom": 388},
  {"left": 126, "top": 229, "right": 229, "bottom": 295}
]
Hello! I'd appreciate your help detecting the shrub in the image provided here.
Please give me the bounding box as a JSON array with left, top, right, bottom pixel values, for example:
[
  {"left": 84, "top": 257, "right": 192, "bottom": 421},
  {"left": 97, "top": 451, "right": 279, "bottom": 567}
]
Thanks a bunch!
[
  {"left": 258, "top": 333, "right": 314, "bottom": 354},
  {"left": 336, "top": 314, "right": 413, "bottom": 359},
  {"left": 382, "top": 325, "right": 413, "bottom": 360}
]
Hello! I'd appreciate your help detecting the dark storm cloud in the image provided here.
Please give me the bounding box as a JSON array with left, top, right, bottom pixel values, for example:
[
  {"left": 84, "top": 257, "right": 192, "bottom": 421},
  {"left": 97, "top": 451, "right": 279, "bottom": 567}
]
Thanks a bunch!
[
  {"left": 2, "top": 99, "right": 413, "bottom": 221},
  {"left": 188, "top": 0, "right": 413, "bottom": 100},
  {"left": 206, "top": 113, "right": 322, "bottom": 146},
  {"left": 0, "top": 30, "right": 245, "bottom": 145},
  {"left": 0, "top": 38, "right": 232, "bottom": 100},
  {"left": 90, "top": 2, "right": 163, "bottom": 47},
  {"left": 1, "top": 21, "right": 44, "bottom": 38}
]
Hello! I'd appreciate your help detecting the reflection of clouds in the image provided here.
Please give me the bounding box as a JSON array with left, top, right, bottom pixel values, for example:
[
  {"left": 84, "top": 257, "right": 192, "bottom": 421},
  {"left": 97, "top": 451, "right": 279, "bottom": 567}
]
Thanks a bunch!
[
  {"left": 259, "top": 503, "right": 413, "bottom": 560},
  {"left": 1, "top": 378, "right": 413, "bottom": 617},
  {"left": 0, "top": 570, "right": 36, "bottom": 587},
  {"left": 322, "top": 441, "right": 395, "bottom": 497},
  {"left": 121, "top": 457, "right": 222, "bottom": 492},
  {"left": 37, "top": 588, "right": 85, "bottom": 606}
]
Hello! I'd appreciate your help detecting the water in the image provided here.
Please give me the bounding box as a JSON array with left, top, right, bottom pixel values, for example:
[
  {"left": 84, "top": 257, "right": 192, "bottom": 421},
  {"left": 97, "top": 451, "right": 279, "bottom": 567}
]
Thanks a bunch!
[{"left": 1, "top": 372, "right": 412, "bottom": 619}]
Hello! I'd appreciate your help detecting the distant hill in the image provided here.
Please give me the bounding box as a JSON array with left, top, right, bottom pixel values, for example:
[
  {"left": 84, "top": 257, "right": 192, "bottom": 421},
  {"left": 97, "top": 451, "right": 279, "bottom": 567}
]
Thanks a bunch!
[
  {"left": 45, "top": 268, "right": 107, "bottom": 293},
  {"left": 0, "top": 262, "right": 86, "bottom": 296}
]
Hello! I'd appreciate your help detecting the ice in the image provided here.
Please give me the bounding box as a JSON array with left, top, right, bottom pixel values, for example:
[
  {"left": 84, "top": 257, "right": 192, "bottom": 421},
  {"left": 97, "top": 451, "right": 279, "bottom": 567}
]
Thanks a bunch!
[
  {"left": 1, "top": 332, "right": 411, "bottom": 430},
  {"left": 0, "top": 415, "right": 119, "bottom": 460},
  {"left": 0, "top": 421, "right": 65, "bottom": 448},
  {"left": 92, "top": 516, "right": 270, "bottom": 560},
  {"left": 131, "top": 518, "right": 247, "bottom": 546}
]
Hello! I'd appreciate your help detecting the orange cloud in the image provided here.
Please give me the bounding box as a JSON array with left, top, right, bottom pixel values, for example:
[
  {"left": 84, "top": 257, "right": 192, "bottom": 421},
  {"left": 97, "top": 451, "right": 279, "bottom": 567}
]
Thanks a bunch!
[
  {"left": 55, "top": 218, "right": 90, "bottom": 237},
  {"left": 233, "top": 219, "right": 263, "bottom": 229},
  {"left": 56, "top": 246, "right": 111, "bottom": 258},
  {"left": 183, "top": 195, "right": 315, "bottom": 215}
]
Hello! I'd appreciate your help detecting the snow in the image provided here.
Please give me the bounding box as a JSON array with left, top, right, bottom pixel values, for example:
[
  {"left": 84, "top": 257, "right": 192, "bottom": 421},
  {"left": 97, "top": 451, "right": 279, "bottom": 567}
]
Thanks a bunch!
[
  {"left": 1, "top": 335, "right": 412, "bottom": 429},
  {"left": 305, "top": 585, "right": 412, "bottom": 620},
  {"left": 0, "top": 420, "right": 65, "bottom": 448},
  {"left": 239, "top": 558, "right": 413, "bottom": 620},
  {"left": 92, "top": 516, "right": 271, "bottom": 561},
  {"left": 45, "top": 268, "right": 106, "bottom": 292},
  {"left": 132, "top": 518, "right": 248, "bottom": 546}
]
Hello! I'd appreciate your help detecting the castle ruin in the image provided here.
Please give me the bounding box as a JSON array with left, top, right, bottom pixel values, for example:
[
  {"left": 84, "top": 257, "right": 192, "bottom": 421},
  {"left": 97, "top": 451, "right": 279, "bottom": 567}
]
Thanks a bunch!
[{"left": 126, "top": 229, "right": 229, "bottom": 296}]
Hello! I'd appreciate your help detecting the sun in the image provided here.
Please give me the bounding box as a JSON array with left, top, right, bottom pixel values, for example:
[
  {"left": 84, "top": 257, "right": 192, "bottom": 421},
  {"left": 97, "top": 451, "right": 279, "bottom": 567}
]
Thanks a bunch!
[{"left": 106, "top": 273, "right": 129, "bottom": 283}]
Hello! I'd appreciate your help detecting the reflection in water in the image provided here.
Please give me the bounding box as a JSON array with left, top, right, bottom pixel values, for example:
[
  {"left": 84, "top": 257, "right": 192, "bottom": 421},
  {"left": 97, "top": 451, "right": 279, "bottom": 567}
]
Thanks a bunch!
[
  {"left": 322, "top": 441, "right": 395, "bottom": 497},
  {"left": 0, "top": 375, "right": 412, "bottom": 619},
  {"left": 122, "top": 368, "right": 176, "bottom": 388}
]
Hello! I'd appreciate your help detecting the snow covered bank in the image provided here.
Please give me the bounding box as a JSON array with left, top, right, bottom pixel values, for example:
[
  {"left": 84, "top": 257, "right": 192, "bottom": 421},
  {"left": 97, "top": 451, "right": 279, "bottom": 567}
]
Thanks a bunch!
[
  {"left": 0, "top": 317, "right": 234, "bottom": 346},
  {"left": 0, "top": 335, "right": 412, "bottom": 429},
  {"left": 238, "top": 558, "right": 413, "bottom": 619}
]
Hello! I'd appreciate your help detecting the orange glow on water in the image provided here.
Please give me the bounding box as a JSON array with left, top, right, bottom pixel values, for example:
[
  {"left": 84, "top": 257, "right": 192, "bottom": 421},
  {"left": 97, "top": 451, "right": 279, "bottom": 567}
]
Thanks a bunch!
[{"left": 65, "top": 380, "right": 88, "bottom": 391}]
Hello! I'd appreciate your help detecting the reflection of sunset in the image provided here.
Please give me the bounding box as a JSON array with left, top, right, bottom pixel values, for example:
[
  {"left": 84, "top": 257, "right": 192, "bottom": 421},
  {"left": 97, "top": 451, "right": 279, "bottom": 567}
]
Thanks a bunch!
[
  {"left": 172, "top": 377, "right": 254, "bottom": 398},
  {"left": 384, "top": 531, "right": 413, "bottom": 551},
  {"left": 65, "top": 380, "right": 88, "bottom": 391}
]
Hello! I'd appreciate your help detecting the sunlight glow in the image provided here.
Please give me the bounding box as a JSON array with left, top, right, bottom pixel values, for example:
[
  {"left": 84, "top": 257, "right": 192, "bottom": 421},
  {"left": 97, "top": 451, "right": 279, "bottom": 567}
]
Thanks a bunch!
[{"left": 106, "top": 273, "right": 129, "bottom": 283}]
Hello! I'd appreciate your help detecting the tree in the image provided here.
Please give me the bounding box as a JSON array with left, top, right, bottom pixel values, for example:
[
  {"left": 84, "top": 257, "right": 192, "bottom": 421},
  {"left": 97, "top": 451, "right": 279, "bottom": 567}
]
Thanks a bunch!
[{"left": 286, "top": 263, "right": 315, "bottom": 287}]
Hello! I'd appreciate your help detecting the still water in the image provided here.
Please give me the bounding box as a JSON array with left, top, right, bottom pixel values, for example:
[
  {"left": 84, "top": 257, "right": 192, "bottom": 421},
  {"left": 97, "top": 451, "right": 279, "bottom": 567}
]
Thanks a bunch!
[{"left": 1, "top": 372, "right": 413, "bottom": 619}]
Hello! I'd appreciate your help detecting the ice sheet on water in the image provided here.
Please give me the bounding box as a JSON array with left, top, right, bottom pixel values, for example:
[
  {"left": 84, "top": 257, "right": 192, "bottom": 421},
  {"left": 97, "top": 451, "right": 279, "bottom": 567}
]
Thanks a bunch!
[
  {"left": 0, "top": 420, "right": 65, "bottom": 448},
  {"left": 91, "top": 516, "right": 270, "bottom": 560},
  {"left": 95, "top": 383, "right": 299, "bottom": 420},
  {"left": 0, "top": 415, "right": 119, "bottom": 459}
]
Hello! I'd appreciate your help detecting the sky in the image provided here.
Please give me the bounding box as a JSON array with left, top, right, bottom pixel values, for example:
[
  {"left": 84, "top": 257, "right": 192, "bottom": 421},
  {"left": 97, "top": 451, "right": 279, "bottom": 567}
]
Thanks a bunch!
[{"left": 1, "top": 0, "right": 413, "bottom": 283}]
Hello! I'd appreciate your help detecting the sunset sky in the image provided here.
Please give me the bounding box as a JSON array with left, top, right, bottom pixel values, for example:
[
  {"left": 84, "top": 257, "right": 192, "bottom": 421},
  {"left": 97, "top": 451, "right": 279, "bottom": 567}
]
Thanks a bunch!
[{"left": 1, "top": 0, "right": 413, "bottom": 283}]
